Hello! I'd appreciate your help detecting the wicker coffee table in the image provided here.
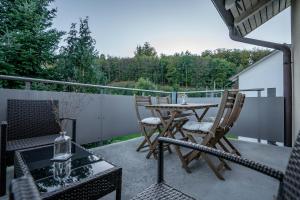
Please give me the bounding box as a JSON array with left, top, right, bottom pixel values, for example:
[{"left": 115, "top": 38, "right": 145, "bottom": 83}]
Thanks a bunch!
[{"left": 14, "top": 142, "right": 122, "bottom": 200}]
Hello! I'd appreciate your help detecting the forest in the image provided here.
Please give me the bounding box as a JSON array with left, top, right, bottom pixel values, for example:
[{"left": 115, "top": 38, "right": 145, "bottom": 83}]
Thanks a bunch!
[{"left": 0, "top": 0, "right": 271, "bottom": 93}]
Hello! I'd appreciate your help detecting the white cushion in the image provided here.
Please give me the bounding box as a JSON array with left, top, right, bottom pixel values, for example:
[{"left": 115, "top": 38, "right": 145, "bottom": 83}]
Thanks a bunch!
[
  {"left": 202, "top": 117, "right": 224, "bottom": 124},
  {"left": 182, "top": 121, "right": 213, "bottom": 132},
  {"left": 141, "top": 117, "right": 161, "bottom": 125}
]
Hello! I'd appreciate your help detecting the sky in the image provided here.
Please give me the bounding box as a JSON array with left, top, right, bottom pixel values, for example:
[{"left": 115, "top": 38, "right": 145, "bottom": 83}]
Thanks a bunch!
[{"left": 51, "top": 0, "right": 291, "bottom": 57}]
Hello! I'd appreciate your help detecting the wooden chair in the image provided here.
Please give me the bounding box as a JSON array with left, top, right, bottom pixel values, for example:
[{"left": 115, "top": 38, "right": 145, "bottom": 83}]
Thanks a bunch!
[
  {"left": 179, "top": 91, "right": 242, "bottom": 179},
  {"left": 217, "top": 92, "right": 245, "bottom": 156},
  {"left": 0, "top": 99, "right": 76, "bottom": 196},
  {"left": 134, "top": 95, "right": 171, "bottom": 158},
  {"left": 131, "top": 134, "right": 300, "bottom": 200},
  {"left": 202, "top": 90, "right": 244, "bottom": 156}
]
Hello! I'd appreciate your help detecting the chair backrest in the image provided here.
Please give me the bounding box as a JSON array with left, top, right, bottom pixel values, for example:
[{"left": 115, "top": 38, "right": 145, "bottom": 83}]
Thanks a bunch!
[
  {"left": 278, "top": 132, "right": 300, "bottom": 200},
  {"left": 7, "top": 99, "right": 61, "bottom": 141},
  {"left": 209, "top": 90, "right": 237, "bottom": 135},
  {"left": 219, "top": 90, "right": 239, "bottom": 128},
  {"left": 156, "top": 96, "right": 171, "bottom": 118},
  {"left": 134, "top": 95, "right": 155, "bottom": 122},
  {"left": 156, "top": 96, "right": 170, "bottom": 104},
  {"left": 225, "top": 93, "right": 246, "bottom": 129}
]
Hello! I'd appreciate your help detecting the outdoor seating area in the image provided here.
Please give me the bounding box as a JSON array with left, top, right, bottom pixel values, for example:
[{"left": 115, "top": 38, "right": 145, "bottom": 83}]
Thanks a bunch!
[
  {"left": 3, "top": 134, "right": 293, "bottom": 200},
  {"left": 134, "top": 90, "right": 245, "bottom": 180},
  {"left": 0, "top": 88, "right": 298, "bottom": 200}
]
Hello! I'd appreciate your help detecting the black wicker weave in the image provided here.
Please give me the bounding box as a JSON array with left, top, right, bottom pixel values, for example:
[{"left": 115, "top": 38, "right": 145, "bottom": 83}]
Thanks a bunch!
[
  {"left": 14, "top": 142, "right": 122, "bottom": 200},
  {"left": 9, "top": 175, "right": 41, "bottom": 200},
  {"left": 136, "top": 134, "right": 299, "bottom": 200},
  {"left": 131, "top": 183, "right": 195, "bottom": 200},
  {"left": 0, "top": 99, "right": 77, "bottom": 196}
]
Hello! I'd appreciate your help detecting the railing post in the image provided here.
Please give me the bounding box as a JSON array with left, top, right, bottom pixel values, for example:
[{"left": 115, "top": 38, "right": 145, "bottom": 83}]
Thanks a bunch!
[
  {"left": 100, "top": 88, "right": 105, "bottom": 94},
  {"left": 257, "top": 90, "right": 261, "bottom": 97},
  {"left": 171, "top": 92, "right": 177, "bottom": 104},
  {"left": 25, "top": 81, "right": 31, "bottom": 90},
  {"left": 257, "top": 89, "right": 261, "bottom": 143}
]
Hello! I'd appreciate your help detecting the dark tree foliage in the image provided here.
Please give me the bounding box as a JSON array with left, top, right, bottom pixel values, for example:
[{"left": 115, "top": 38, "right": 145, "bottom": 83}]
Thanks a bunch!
[
  {"left": 56, "top": 17, "right": 105, "bottom": 85},
  {"left": 134, "top": 42, "right": 157, "bottom": 57},
  {"left": 0, "top": 0, "right": 64, "bottom": 79},
  {"left": 96, "top": 45, "right": 270, "bottom": 90}
]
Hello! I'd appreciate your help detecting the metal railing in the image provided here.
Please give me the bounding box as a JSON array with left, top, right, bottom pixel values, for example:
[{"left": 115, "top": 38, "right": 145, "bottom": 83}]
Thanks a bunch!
[
  {"left": 0, "top": 75, "right": 171, "bottom": 94},
  {"left": 0, "top": 75, "right": 264, "bottom": 98}
]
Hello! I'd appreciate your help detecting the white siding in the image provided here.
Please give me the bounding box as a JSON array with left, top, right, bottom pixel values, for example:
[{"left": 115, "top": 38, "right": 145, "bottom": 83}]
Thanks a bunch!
[{"left": 238, "top": 51, "right": 283, "bottom": 97}]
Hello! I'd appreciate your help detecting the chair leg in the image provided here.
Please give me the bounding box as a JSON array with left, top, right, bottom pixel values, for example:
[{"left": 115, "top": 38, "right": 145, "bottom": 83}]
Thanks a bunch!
[
  {"left": 146, "top": 128, "right": 161, "bottom": 159},
  {"left": 137, "top": 126, "right": 155, "bottom": 153},
  {"left": 146, "top": 127, "right": 174, "bottom": 159},
  {"left": 222, "top": 137, "right": 241, "bottom": 156},
  {"left": 202, "top": 154, "right": 225, "bottom": 180},
  {"left": 136, "top": 138, "right": 148, "bottom": 151}
]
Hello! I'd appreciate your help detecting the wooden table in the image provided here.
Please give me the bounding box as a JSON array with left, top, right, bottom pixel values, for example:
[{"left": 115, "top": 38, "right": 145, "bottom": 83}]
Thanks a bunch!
[{"left": 145, "top": 103, "right": 218, "bottom": 165}]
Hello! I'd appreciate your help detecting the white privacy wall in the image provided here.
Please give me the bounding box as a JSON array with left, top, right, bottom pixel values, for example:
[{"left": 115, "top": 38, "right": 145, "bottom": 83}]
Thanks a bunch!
[{"left": 238, "top": 51, "right": 283, "bottom": 97}]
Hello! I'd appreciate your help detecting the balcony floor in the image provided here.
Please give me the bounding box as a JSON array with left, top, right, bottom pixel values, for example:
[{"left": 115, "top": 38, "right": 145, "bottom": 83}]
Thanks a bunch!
[
  {"left": 2, "top": 137, "right": 291, "bottom": 200},
  {"left": 94, "top": 137, "right": 291, "bottom": 200}
]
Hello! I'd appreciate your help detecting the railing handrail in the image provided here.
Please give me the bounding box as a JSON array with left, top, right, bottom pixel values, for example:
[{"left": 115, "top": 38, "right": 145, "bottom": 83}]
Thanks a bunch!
[
  {"left": 0, "top": 74, "right": 264, "bottom": 95},
  {"left": 0, "top": 75, "right": 172, "bottom": 94},
  {"left": 177, "top": 88, "right": 264, "bottom": 94}
]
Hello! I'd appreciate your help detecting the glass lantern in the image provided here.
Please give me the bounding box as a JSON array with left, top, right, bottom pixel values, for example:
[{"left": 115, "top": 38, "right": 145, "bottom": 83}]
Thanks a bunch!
[
  {"left": 53, "top": 131, "right": 72, "bottom": 161},
  {"left": 181, "top": 93, "right": 188, "bottom": 105}
]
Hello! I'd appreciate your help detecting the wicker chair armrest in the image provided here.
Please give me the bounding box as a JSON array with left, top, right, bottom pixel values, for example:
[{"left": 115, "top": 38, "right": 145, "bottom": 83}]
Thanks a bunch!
[
  {"left": 158, "top": 137, "right": 284, "bottom": 181},
  {"left": 1, "top": 121, "right": 8, "bottom": 152},
  {"left": 9, "top": 176, "right": 41, "bottom": 200},
  {"left": 1, "top": 121, "right": 8, "bottom": 138},
  {"left": 59, "top": 118, "right": 77, "bottom": 142},
  {"left": 59, "top": 117, "right": 76, "bottom": 121}
]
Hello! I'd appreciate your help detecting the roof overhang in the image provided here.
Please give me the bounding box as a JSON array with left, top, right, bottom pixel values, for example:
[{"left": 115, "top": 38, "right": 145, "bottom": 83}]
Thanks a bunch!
[{"left": 213, "top": 0, "right": 291, "bottom": 37}]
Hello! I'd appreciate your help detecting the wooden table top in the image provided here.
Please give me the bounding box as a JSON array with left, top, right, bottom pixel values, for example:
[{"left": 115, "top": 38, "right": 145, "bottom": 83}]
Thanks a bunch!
[{"left": 145, "top": 103, "right": 218, "bottom": 110}]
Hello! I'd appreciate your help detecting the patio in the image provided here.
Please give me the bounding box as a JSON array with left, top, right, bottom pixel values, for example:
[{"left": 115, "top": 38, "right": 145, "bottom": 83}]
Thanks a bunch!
[{"left": 3, "top": 136, "right": 289, "bottom": 200}]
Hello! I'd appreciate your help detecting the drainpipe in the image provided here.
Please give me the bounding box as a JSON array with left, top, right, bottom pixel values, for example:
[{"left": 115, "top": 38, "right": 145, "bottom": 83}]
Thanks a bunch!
[{"left": 229, "top": 28, "right": 292, "bottom": 147}]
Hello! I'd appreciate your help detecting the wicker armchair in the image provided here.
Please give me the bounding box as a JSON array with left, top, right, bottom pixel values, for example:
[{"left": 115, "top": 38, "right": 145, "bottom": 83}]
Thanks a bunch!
[
  {"left": 0, "top": 99, "right": 76, "bottom": 196},
  {"left": 9, "top": 175, "right": 41, "bottom": 200},
  {"left": 131, "top": 134, "right": 300, "bottom": 200}
]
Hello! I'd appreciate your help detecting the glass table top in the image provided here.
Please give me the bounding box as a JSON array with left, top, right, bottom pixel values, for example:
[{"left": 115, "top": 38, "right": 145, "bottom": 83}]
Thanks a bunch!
[{"left": 19, "top": 143, "right": 114, "bottom": 194}]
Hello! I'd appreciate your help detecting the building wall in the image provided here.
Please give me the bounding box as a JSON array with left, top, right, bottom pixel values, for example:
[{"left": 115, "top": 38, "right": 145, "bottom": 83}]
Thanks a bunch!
[
  {"left": 292, "top": 0, "right": 300, "bottom": 143},
  {"left": 238, "top": 51, "right": 283, "bottom": 97}
]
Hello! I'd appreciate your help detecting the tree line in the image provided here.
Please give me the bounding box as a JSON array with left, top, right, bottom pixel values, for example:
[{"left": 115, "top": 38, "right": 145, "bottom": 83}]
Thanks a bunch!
[{"left": 0, "top": 0, "right": 271, "bottom": 93}]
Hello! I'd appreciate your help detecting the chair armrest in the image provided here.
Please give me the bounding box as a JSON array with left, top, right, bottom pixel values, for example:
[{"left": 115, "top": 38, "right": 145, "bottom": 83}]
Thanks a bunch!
[
  {"left": 59, "top": 118, "right": 77, "bottom": 142},
  {"left": 0, "top": 121, "right": 8, "bottom": 141},
  {"left": 9, "top": 176, "right": 41, "bottom": 200},
  {"left": 158, "top": 137, "right": 284, "bottom": 181},
  {"left": 1, "top": 121, "right": 8, "bottom": 154},
  {"left": 60, "top": 118, "right": 76, "bottom": 121}
]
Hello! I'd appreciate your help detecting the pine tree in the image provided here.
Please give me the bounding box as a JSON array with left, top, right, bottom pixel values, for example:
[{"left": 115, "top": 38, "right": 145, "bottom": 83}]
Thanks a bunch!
[
  {"left": 0, "top": 0, "right": 64, "bottom": 78},
  {"left": 57, "top": 17, "right": 105, "bottom": 84}
]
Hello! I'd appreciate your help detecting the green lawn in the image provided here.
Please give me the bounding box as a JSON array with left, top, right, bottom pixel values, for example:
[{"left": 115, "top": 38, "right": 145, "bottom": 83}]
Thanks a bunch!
[
  {"left": 226, "top": 133, "right": 238, "bottom": 140},
  {"left": 105, "top": 133, "right": 141, "bottom": 144},
  {"left": 83, "top": 133, "right": 141, "bottom": 149}
]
